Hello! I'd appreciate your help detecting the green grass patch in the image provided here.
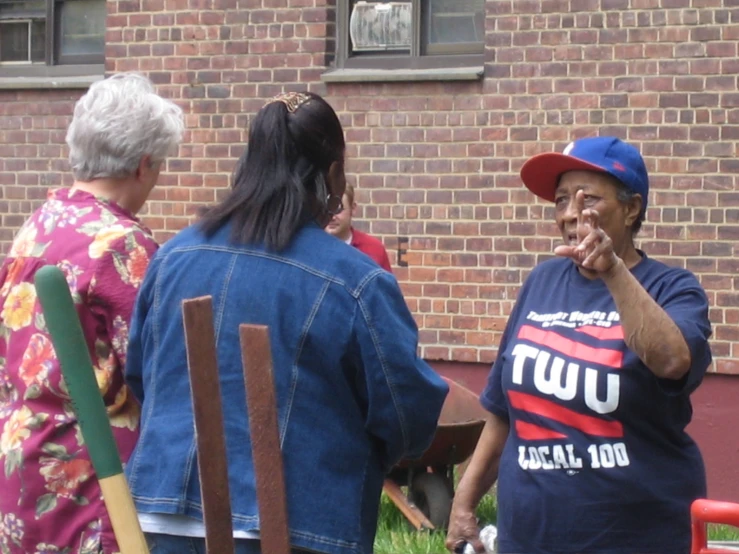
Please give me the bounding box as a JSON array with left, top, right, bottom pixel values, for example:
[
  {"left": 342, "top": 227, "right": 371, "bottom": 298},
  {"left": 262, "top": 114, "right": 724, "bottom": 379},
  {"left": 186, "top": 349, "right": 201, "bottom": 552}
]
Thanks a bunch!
[
  {"left": 374, "top": 489, "right": 739, "bottom": 553},
  {"left": 708, "top": 523, "right": 739, "bottom": 541},
  {"left": 373, "top": 490, "right": 497, "bottom": 554}
]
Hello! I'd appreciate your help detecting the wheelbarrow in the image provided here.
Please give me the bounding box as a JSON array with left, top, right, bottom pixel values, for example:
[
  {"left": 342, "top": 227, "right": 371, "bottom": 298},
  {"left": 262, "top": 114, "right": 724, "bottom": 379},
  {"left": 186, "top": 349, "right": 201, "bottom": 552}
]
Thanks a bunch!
[
  {"left": 383, "top": 376, "right": 487, "bottom": 530},
  {"left": 692, "top": 499, "right": 739, "bottom": 553}
]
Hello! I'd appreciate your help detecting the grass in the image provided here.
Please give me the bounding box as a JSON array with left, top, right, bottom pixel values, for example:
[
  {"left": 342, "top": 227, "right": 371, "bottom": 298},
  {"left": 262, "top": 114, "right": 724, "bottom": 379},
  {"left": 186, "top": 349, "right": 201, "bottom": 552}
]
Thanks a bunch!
[
  {"left": 373, "top": 489, "right": 497, "bottom": 554},
  {"left": 708, "top": 523, "right": 739, "bottom": 541},
  {"left": 373, "top": 488, "right": 739, "bottom": 553}
]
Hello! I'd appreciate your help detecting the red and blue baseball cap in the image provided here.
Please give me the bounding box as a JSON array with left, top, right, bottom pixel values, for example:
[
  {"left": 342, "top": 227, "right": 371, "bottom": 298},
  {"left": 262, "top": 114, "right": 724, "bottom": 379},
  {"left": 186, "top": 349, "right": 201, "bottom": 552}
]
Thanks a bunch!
[{"left": 520, "top": 136, "right": 649, "bottom": 216}]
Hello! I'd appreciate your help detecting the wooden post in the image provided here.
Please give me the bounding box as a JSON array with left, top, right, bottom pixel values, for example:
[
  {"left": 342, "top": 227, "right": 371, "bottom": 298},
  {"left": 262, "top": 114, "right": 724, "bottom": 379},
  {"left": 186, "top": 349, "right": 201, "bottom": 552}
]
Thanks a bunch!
[
  {"left": 239, "top": 324, "right": 291, "bottom": 554},
  {"left": 182, "top": 297, "right": 236, "bottom": 554}
]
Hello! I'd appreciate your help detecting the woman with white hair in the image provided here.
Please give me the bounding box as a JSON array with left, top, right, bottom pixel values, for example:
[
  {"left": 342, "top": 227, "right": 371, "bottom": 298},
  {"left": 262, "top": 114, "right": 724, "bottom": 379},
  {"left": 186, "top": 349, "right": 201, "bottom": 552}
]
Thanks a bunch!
[{"left": 0, "top": 72, "right": 183, "bottom": 554}]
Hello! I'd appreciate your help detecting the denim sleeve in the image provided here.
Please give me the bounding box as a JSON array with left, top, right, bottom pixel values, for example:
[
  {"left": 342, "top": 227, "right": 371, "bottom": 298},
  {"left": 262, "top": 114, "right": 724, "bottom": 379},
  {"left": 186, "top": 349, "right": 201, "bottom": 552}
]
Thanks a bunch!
[
  {"left": 354, "top": 270, "right": 449, "bottom": 470},
  {"left": 125, "top": 250, "right": 162, "bottom": 403}
]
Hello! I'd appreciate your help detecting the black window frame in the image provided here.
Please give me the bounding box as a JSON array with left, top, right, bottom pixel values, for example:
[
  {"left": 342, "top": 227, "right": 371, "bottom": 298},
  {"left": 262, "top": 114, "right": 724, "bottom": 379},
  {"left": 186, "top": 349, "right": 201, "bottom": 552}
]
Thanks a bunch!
[
  {"left": 335, "top": 0, "right": 485, "bottom": 71},
  {"left": 0, "top": 0, "right": 105, "bottom": 78}
]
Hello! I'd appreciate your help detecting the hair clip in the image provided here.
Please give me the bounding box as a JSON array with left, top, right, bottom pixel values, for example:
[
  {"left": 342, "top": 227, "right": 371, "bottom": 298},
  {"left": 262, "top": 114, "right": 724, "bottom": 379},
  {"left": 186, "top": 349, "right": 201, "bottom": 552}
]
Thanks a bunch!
[{"left": 264, "top": 92, "right": 311, "bottom": 114}]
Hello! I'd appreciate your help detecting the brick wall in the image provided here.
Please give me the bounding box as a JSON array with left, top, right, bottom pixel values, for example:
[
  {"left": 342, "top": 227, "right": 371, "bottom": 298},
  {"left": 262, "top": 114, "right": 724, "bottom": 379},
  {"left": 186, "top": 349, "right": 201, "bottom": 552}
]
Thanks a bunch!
[
  {"left": 1, "top": 0, "right": 738, "bottom": 373},
  {"left": 0, "top": 90, "right": 77, "bottom": 246}
]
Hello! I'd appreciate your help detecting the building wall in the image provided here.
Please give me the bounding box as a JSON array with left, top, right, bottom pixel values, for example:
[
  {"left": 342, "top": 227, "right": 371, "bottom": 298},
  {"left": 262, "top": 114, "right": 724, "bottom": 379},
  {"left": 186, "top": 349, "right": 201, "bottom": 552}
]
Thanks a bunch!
[
  {"left": 1, "top": 0, "right": 737, "bottom": 371},
  {"left": 0, "top": 0, "right": 738, "bottom": 495},
  {"left": 100, "top": 0, "right": 736, "bottom": 374},
  {"left": 0, "top": 90, "right": 78, "bottom": 246}
]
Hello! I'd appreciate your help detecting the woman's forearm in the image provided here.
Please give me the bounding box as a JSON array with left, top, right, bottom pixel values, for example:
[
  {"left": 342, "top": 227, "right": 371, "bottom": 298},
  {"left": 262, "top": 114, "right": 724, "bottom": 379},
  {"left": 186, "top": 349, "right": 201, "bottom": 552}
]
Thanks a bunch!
[
  {"left": 452, "top": 413, "right": 508, "bottom": 511},
  {"left": 602, "top": 258, "right": 691, "bottom": 380}
]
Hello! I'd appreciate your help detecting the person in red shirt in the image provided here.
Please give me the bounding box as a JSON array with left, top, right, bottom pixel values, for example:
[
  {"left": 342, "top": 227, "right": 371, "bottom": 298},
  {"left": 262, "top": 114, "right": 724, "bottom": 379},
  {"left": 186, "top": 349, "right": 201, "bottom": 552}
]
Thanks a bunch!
[{"left": 326, "top": 183, "right": 392, "bottom": 272}]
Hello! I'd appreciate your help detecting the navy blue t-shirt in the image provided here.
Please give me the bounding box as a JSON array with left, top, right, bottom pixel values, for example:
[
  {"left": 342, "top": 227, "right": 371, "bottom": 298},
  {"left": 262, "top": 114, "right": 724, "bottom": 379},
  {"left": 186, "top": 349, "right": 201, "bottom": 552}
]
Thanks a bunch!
[{"left": 481, "top": 254, "right": 712, "bottom": 554}]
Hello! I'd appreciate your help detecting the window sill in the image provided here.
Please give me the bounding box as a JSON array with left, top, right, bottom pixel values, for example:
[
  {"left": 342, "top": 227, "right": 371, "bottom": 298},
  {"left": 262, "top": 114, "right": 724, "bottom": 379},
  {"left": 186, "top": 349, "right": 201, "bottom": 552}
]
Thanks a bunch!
[
  {"left": 0, "top": 64, "right": 104, "bottom": 90},
  {"left": 321, "top": 66, "right": 484, "bottom": 83}
]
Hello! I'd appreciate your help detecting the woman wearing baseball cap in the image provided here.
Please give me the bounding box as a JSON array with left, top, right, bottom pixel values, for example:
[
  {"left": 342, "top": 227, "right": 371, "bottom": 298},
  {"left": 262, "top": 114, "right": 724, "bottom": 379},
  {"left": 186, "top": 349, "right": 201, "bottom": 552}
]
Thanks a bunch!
[{"left": 447, "top": 137, "right": 712, "bottom": 554}]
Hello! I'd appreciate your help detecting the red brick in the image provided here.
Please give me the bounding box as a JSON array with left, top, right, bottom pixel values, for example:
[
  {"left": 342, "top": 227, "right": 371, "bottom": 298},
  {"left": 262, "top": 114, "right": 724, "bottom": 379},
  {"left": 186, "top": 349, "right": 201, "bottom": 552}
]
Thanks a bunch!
[{"left": 0, "top": 0, "right": 736, "bottom": 373}]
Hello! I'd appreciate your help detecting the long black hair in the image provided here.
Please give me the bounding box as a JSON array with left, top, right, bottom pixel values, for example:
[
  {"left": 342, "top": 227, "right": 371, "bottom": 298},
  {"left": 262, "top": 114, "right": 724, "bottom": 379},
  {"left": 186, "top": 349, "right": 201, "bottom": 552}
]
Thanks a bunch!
[{"left": 200, "top": 92, "right": 346, "bottom": 250}]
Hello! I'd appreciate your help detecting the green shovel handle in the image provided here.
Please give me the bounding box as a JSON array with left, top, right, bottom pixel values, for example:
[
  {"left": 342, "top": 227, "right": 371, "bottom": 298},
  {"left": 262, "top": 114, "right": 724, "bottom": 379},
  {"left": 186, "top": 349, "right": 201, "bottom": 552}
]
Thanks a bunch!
[{"left": 34, "top": 264, "right": 123, "bottom": 479}]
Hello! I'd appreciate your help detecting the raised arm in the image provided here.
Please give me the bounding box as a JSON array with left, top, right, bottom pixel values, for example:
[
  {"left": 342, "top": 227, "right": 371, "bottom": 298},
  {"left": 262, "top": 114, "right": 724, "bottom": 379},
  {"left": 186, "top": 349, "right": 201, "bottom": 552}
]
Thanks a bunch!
[
  {"left": 601, "top": 259, "right": 690, "bottom": 379},
  {"left": 554, "top": 190, "right": 707, "bottom": 381}
]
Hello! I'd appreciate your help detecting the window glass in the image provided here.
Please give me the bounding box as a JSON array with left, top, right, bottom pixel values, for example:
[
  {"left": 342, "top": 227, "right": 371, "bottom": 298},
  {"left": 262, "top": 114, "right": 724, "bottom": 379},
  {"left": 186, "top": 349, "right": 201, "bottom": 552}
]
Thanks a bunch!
[
  {"left": 0, "top": 20, "right": 44, "bottom": 62},
  {"left": 349, "top": 1, "right": 411, "bottom": 54},
  {"left": 0, "top": 0, "right": 45, "bottom": 63},
  {"left": 425, "top": 0, "right": 484, "bottom": 46},
  {"left": 31, "top": 19, "right": 45, "bottom": 60},
  {"left": 0, "top": 0, "right": 45, "bottom": 18},
  {"left": 0, "top": 21, "right": 30, "bottom": 62},
  {"left": 59, "top": 0, "right": 105, "bottom": 57}
]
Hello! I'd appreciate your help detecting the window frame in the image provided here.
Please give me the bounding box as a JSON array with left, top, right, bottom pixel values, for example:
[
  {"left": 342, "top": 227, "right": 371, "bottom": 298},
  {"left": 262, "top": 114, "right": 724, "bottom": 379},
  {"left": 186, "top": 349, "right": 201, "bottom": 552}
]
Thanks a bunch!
[
  {"left": 335, "top": 0, "right": 485, "bottom": 71},
  {"left": 0, "top": 0, "right": 105, "bottom": 79},
  {"left": 0, "top": 19, "right": 44, "bottom": 63}
]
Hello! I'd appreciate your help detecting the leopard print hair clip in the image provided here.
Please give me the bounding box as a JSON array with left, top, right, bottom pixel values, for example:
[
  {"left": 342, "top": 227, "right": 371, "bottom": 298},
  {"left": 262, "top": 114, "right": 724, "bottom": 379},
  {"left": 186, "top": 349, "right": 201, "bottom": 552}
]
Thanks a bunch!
[{"left": 264, "top": 91, "right": 311, "bottom": 113}]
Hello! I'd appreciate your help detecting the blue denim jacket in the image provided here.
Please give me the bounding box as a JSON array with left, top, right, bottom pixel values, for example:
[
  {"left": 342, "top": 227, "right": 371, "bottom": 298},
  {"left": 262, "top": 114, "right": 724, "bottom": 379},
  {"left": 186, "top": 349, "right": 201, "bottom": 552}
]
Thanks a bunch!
[{"left": 124, "top": 220, "right": 449, "bottom": 554}]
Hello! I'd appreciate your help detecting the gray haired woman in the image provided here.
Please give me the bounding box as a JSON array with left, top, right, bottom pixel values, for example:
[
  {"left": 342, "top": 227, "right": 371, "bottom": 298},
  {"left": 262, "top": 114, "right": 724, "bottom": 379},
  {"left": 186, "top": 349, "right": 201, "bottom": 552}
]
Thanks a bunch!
[{"left": 0, "top": 72, "right": 183, "bottom": 554}]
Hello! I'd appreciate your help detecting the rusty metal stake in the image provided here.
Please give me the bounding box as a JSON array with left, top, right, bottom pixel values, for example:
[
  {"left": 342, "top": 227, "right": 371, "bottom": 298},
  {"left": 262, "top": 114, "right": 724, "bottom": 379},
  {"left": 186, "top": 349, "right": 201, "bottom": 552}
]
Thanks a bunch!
[
  {"left": 182, "top": 296, "right": 236, "bottom": 554},
  {"left": 239, "top": 324, "right": 291, "bottom": 554}
]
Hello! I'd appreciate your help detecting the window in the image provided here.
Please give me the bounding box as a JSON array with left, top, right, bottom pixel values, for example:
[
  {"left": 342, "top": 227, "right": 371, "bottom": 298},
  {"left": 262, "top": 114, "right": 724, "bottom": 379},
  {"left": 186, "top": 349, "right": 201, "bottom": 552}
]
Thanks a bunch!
[
  {"left": 0, "top": 0, "right": 105, "bottom": 79},
  {"left": 334, "top": 0, "right": 485, "bottom": 72}
]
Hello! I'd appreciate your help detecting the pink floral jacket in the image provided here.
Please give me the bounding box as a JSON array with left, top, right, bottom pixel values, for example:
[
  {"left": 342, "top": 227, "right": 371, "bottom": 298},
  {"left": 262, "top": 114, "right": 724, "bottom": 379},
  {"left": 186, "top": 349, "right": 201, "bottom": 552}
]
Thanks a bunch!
[{"left": 0, "top": 188, "right": 157, "bottom": 554}]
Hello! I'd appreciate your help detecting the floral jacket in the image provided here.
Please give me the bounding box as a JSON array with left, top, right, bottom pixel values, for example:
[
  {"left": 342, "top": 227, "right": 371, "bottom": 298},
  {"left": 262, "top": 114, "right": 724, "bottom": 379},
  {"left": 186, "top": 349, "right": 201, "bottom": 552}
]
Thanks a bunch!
[{"left": 0, "top": 188, "right": 157, "bottom": 554}]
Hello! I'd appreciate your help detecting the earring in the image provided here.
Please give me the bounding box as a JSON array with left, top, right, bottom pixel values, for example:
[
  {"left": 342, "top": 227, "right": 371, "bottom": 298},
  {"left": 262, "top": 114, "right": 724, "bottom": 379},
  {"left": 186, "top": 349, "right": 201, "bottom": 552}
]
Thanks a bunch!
[{"left": 326, "top": 194, "right": 343, "bottom": 216}]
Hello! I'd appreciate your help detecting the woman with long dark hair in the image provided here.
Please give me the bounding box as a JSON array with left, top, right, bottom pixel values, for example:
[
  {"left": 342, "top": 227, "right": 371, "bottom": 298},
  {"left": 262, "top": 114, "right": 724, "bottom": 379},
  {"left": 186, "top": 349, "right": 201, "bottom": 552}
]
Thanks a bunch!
[{"left": 124, "top": 92, "right": 448, "bottom": 554}]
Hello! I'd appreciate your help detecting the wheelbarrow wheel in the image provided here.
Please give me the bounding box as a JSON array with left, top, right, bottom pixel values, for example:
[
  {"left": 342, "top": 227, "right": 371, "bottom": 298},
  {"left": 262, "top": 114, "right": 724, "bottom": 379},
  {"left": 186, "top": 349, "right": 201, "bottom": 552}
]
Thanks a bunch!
[{"left": 410, "top": 472, "right": 453, "bottom": 529}]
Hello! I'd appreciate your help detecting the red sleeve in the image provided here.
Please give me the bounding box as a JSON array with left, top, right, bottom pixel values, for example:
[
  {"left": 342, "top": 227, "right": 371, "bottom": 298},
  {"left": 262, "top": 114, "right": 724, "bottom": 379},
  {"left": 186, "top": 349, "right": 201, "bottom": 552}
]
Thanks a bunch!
[
  {"left": 374, "top": 245, "right": 392, "bottom": 272},
  {"left": 352, "top": 230, "right": 393, "bottom": 272}
]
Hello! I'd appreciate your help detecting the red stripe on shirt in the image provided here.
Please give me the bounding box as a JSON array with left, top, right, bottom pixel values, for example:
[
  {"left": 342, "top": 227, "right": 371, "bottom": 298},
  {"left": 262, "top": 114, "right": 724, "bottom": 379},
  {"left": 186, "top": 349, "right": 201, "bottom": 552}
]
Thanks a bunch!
[
  {"left": 508, "top": 390, "right": 624, "bottom": 438},
  {"left": 576, "top": 325, "right": 624, "bottom": 341},
  {"left": 515, "top": 420, "right": 568, "bottom": 441},
  {"left": 518, "top": 324, "right": 623, "bottom": 369}
]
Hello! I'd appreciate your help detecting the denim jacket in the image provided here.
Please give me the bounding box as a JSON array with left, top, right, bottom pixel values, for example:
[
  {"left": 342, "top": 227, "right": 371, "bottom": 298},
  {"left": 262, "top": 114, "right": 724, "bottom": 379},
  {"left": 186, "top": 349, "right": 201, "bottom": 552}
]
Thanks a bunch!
[{"left": 124, "top": 220, "right": 449, "bottom": 554}]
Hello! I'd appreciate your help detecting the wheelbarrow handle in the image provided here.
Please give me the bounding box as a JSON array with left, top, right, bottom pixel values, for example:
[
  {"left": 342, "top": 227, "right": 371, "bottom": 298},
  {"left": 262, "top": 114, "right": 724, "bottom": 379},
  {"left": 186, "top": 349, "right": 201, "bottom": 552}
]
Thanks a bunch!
[{"left": 691, "top": 498, "right": 739, "bottom": 554}]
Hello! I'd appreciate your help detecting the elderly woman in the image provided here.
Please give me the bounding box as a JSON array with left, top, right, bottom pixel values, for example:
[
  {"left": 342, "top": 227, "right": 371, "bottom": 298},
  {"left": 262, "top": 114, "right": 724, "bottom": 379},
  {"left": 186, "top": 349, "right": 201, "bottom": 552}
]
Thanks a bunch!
[
  {"left": 0, "top": 73, "right": 183, "bottom": 553},
  {"left": 446, "top": 137, "right": 712, "bottom": 554},
  {"left": 124, "top": 91, "right": 448, "bottom": 554}
]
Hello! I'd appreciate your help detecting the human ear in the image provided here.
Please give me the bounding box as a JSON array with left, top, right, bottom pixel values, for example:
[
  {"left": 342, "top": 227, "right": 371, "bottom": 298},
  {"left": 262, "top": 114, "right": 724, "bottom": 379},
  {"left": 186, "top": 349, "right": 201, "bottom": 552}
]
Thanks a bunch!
[
  {"left": 326, "top": 161, "right": 346, "bottom": 199},
  {"left": 136, "top": 155, "right": 154, "bottom": 179},
  {"left": 624, "top": 194, "right": 643, "bottom": 227}
]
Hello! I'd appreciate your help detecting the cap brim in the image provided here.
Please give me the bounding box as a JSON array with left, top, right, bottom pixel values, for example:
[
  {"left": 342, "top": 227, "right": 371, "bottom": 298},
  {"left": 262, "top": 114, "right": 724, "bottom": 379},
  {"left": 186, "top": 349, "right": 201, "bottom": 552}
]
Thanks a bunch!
[{"left": 520, "top": 153, "right": 609, "bottom": 202}]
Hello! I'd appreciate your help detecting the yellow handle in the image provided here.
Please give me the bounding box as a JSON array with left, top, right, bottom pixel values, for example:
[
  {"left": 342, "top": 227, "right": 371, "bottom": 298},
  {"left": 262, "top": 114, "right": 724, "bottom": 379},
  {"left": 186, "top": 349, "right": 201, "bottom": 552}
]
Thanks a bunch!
[{"left": 99, "top": 475, "right": 149, "bottom": 554}]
